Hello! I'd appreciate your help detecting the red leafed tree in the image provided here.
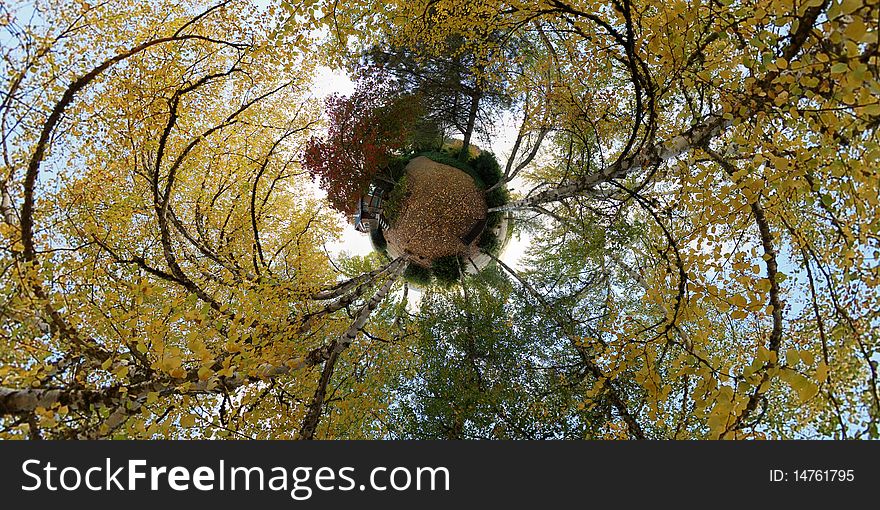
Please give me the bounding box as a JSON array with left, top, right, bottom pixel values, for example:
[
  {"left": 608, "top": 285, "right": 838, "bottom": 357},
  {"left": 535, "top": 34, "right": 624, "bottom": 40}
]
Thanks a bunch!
[{"left": 304, "top": 76, "right": 421, "bottom": 214}]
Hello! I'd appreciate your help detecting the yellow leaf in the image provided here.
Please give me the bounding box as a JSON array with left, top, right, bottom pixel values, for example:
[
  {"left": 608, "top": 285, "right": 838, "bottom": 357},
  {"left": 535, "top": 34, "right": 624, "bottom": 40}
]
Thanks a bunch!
[
  {"left": 800, "top": 349, "right": 815, "bottom": 365},
  {"left": 782, "top": 369, "right": 818, "bottom": 403},
  {"left": 862, "top": 104, "right": 880, "bottom": 116},
  {"left": 730, "top": 294, "right": 748, "bottom": 308},
  {"left": 844, "top": 19, "right": 867, "bottom": 41},
  {"left": 840, "top": 0, "right": 862, "bottom": 15},
  {"left": 815, "top": 362, "right": 829, "bottom": 382}
]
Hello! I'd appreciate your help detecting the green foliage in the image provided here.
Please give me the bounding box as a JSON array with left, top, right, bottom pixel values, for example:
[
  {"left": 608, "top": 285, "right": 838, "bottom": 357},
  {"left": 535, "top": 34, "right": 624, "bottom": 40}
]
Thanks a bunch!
[
  {"left": 387, "top": 267, "right": 605, "bottom": 439},
  {"left": 370, "top": 227, "right": 388, "bottom": 252},
  {"left": 382, "top": 175, "right": 409, "bottom": 224},
  {"left": 476, "top": 211, "right": 505, "bottom": 256},
  {"left": 360, "top": 42, "right": 512, "bottom": 153},
  {"left": 403, "top": 263, "right": 432, "bottom": 286},
  {"left": 470, "top": 151, "right": 502, "bottom": 187},
  {"left": 485, "top": 185, "right": 509, "bottom": 209},
  {"left": 431, "top": 255, "right": 462, "bottom": 286},
  {"left": 379, "top": 155, "right": 410, "bottom": 183},
  {"left": 478, "top": 229, "right": 500, "bottom": 253},
  {"left": 408, "top": 110, "right": 446, "bottom": 152},
  {"left": 485, "top": 211, "right": 503, "bottom": 232}
]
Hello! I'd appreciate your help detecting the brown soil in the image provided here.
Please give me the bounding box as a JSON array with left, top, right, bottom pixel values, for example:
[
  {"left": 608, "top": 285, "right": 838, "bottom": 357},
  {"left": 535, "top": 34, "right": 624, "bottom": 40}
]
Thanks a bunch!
[{"left": 384, "top": 156, "right": 487, "bottom": 267}]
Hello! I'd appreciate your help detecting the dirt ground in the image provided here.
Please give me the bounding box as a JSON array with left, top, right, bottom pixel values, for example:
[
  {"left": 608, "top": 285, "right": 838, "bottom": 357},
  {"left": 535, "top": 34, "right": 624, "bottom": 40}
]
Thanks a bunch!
[{"left": 384, "top": 156, "right": 487, "bottom": 267}]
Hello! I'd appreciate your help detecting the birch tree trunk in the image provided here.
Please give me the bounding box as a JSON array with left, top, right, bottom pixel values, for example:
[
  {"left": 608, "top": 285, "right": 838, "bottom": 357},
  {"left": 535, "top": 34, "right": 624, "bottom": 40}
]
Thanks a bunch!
[
  {"left": 299, "top": 259, "right": 407, "bottom": 439},
  {"left": 334, "top": 258, "right": 407, "bottom": 354},
  {"left": 489, "top": 113, "right": 730, "bottom": 212}
]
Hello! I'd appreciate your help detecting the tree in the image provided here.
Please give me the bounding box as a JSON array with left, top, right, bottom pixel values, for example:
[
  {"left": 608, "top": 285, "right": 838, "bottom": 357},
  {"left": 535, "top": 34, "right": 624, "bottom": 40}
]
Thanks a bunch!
[
  {"left": 1, "top": 0, "right": 878, "bottom": 441},
  {"left": 389, "top": 267, "right": 610, "bottom": 439},
  {"left": 303, "top": 74, "right": 423, "bottom": 214},
  {"left": 297, "top": 0, "right": 880, "bottom": 439},
  {"left": 360, "top": 34, "right": 514, "bottom": 160},
  {"left": 0, "top": 0, "right": 413, "bottom": 439}
]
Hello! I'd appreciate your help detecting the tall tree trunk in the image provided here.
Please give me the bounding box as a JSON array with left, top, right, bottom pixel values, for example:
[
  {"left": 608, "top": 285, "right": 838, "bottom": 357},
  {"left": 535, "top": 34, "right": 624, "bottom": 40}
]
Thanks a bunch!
[
  {"left": 311, "top": 257, "right": 400, "bottom": 300},
  {"left": 298, "top": 259, "right": 408, "bottom": 439},
  {"left": 298, "top": 346, "right": 340, "bottom": 440},
  {"left": 488, "top": 113, "right": 731, "bottom": 213},
  {"left": 459, "top": 91, "right": 480, "bottom": 161},
  {"left": 334, "top": 259, "right": 407, "bottom": 354}
]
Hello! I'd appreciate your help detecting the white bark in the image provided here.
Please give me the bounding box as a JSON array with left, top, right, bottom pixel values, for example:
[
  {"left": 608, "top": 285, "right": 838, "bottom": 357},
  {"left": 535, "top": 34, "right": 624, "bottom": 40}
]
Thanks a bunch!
[
  {"left": 311, "top": 258, "right": 399, "bottom": 300},
  {"left": 489, "top": 112, "right": 731, "bottom": 212},
  {"left": 334, "top": 258, "right": 406, "bottom": 353}
]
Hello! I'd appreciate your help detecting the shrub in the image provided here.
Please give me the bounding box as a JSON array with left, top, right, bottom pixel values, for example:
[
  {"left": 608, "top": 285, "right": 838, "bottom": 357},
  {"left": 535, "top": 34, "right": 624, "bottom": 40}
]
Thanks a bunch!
[
  {"left": 470, "top": 151, "right": 502, "bottom": 187},
  {"left": 404, "top": 263, "right": 432, "bottom": 287},
  {"left": 485, "top": 211, "right": 503, "bottom": 231},
  {"left": 478, "top": 211, "right": 510, "bottom": 256},
  {"left": 432, "top": 255, "right": 462, "bottom": 286},
  {"left": 478, "top": 230, "right": 500, "bottom": 254},
  {"left": 383, "top": 175, "right": 409, "bottom": 224},
  {"left": 370, "top": 227, "right": 388, "bottom": 252},
  {"left": 486, "top": 186, "right": 509, "bottom": 209},
  {"left": 380, "top": 155, "right": 410, "bottom": 184}
]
